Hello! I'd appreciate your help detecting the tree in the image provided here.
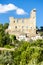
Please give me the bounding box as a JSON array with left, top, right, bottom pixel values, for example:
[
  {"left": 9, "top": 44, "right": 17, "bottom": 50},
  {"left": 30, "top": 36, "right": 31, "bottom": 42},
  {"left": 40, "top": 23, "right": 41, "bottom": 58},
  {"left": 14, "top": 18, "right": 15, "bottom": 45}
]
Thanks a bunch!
[
  {"left": 2, "top": 33, "right": 11, "bottom": 46},
  {"left": 0, "top": 51, "right": 14, "bottom": 65},
  {"left": 0, "top": 24, "right": 5, "bottom": 47},
  {"left": 40, "top": 26, "right": 43, "bottom": 31},
  {"left": 3, "top": 23, "right": 9, "bottom": 30}
]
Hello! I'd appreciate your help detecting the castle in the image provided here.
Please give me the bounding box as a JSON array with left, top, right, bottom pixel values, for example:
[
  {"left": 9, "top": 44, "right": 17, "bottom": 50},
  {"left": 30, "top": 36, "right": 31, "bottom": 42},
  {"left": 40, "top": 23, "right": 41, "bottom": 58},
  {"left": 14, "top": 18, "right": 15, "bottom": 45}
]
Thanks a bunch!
[{"left": 6, "top": 9, "right": 36, "bottom": 39}]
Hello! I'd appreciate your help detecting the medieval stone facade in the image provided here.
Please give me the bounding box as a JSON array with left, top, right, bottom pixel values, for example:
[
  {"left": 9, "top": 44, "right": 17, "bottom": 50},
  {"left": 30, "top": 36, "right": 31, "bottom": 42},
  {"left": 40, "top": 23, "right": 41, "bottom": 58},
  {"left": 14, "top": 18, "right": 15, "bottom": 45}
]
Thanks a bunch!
[{"left": 6, "top": 9, "right": 36, "bottom": 38}]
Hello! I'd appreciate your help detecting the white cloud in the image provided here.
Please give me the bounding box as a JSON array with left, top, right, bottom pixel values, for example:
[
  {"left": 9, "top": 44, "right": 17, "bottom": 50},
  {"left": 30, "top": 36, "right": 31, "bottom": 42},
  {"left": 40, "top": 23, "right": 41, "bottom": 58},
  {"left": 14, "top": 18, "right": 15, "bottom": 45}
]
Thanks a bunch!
[
  {"left": 16, "top": 8, "right": 27, "bottom": 15},
  {"left": 0, "top": 3, "right": 27, "bottom": 15},
  {"left": 0, "top": 4, "right": 17, "bottom": 13}
]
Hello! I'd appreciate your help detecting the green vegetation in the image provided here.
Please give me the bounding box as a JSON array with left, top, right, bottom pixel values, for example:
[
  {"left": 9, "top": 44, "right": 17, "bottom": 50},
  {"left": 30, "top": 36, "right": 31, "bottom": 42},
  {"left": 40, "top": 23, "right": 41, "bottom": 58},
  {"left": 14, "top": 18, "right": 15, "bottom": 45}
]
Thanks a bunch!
[
  {"left": 36, "top": 26, "right": 43, "bottom": 36},
  {"left": 0, "top": 23, "right": 43, "bottom": 65},
  {"left": 0, "top": 40, "right": 43, "bottom": 65}
]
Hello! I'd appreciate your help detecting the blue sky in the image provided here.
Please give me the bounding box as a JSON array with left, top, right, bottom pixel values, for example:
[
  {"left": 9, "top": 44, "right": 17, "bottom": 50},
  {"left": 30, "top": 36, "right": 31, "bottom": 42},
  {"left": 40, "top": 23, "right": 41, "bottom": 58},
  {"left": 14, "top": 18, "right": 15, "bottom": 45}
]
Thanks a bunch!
[{"left": 0, "top": 0, "right": 43, "bottom": 28}]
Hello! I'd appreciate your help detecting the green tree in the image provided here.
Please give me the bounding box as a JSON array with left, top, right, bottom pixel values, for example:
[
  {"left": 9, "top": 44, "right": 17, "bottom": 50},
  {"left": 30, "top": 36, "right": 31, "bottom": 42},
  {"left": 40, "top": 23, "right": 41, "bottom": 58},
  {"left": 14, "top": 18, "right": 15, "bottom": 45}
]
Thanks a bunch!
[
  {"left": 0, "top": 51, "right": 14, "bottom": 65},
  {"left": 3, "top": 23, "right": 9, "bottom": 30},
  {"left": 40, "top": 26, "right": 43, "bottom": 31}
]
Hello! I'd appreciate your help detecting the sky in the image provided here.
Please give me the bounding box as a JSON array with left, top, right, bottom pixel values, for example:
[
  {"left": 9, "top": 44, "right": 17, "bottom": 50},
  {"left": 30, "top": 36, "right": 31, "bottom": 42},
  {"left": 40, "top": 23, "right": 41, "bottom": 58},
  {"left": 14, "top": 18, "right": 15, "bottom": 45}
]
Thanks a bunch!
[{"left": 0, "top": 0, "right": 43, "bottom": 28}]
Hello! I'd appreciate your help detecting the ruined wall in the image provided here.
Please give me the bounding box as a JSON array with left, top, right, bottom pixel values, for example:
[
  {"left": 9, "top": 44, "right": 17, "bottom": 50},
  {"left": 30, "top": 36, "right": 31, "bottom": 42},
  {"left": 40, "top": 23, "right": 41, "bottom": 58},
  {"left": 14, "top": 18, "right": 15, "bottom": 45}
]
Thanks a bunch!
[{"left": 7, "top": 9, "right": 36, "bottom": 37}]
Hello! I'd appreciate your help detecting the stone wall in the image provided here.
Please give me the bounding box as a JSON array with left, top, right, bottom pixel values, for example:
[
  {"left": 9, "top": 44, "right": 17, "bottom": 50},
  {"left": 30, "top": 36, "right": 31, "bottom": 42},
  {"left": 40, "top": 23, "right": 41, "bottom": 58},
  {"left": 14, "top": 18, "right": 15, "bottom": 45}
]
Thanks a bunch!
[{"left": 7, "top": 9, "right": 36, "bottom": 38}]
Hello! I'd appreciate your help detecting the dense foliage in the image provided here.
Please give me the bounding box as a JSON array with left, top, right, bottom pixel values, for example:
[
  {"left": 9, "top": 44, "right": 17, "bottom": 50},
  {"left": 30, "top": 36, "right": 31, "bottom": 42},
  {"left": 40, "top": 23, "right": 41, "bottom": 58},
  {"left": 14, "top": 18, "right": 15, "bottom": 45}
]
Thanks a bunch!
[{"left": 0, "top": 40, "right": 43, "bottom": 65}]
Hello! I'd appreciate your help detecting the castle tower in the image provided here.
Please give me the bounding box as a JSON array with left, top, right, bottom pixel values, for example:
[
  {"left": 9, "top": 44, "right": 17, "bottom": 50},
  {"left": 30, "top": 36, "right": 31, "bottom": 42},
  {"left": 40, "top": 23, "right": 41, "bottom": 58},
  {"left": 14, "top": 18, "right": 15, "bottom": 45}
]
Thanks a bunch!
[
  {"left": 30, "top": 9, "right": 36, "bottom": 36},
  {"left": 30, "top": 9, "right": 36, "bottom": 27}
]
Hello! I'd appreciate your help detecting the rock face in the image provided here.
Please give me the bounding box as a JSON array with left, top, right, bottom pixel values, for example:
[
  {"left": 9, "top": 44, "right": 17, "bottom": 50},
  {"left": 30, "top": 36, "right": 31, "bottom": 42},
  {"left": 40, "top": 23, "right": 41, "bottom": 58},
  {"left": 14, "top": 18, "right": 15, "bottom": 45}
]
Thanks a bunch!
[{"left": 6, "top": 9, "right": 36, "bottom": 38}]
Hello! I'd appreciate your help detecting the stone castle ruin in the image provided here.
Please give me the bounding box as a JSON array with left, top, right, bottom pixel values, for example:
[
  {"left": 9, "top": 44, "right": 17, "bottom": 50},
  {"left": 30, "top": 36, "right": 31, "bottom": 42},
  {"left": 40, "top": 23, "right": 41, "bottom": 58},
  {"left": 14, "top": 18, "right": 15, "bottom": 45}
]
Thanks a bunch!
[{"left": 6, "top": 9, "right": 36, "bottom": 39}]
